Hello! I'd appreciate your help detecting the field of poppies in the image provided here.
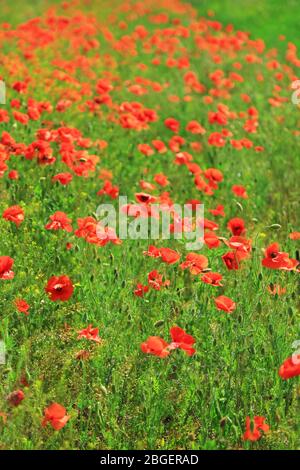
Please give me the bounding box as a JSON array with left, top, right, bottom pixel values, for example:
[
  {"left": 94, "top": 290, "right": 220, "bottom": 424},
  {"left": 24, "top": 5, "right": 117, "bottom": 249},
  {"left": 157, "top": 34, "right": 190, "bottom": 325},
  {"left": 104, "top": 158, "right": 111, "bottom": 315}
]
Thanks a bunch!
[{"left": 0, "top": 0, "right": 299, "bottom": 451}]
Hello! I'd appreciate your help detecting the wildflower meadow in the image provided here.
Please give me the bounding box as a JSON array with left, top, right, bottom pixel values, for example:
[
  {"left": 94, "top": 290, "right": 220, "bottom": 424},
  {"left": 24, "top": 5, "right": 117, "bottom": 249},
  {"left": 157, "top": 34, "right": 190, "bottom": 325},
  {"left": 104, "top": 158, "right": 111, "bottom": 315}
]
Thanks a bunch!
[{"left": 0, "top": 0, "right": 299, "bottom": 453}]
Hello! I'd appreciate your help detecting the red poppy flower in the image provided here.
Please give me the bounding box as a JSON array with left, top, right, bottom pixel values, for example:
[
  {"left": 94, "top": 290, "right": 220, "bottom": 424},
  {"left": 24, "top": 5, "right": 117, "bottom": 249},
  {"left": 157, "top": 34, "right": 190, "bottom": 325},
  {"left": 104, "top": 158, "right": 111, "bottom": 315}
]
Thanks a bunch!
[
  {"left": 267, "top": 284, "right": 286, "bottom": 296},
  {"left": 15, "top": 299, "right": 30, "bottom": 315},
  {"left": 278, "top": 355, "right": 300, "bottom": 380},
  {"left": 243, "top": 416, "right": 269, "bottom": 441},
  {"left": 186, "top": 120, "right": 206, "bottom": 135},
  {"left": 0, "top": 256, "right": 15, "bottom": 280},
  {"left": 169, "top": 326, "right": 196, "bottom": 356},
  {"left": 2, "top": 205, "right": 24, "bottom": 227},
  {"left": 134, "top": 283, "right": 149, "bottom": 297},
  {"left": 77, "top": 325, "right": 101, "bottom": 343},
  {"left": 227, "top": 217, "right": 246, "bottom": 236},
  {"left": 180, "top": 253, "right": 208, "bottom": 275},
  {"left": 204, "top": 231, "right": 220, "bottom": 249},
  {"left": 154, "top": 173, "right": 169, "bottom": 187},
  {"left": 7, "top": 390, "right": 25, "bottom": 407},
  {"left": 232, "top": 185, "right": 248, "bottom": 198},
  {"left": 45, "top": 275, "right": 74, "bottom": 301},
  {"left": 137, "top": 143, "right": 154, "bottom": 156},
  {"left": 209, "top": 204, "right": 225, "bottom": 217},
  {"left": 141, "top": 336, "right": 170, "bottom": 358},
  {"left": 289, "top": 231, "right": 300, "bottom": 240},
  {"left": 8, "top": 170, "right": 19, "bottom": 180},
  {"left": 42, "top": 403, "right": 70, "bottom": 430},
  {"left": 45, "top": 212, "right": 73, "bottom": 232},
  {"left": 135, "top": 192, "right": 157, "bottom": 204},
  {"left": 143, "top": 245, "right": 161, "bottom": 258},
  {"left": 140, "top": 180, "right": 156, "bottom": 191},
  {"left": 214, "top": 295, "right": 236, "bottom": 313},
  {"left": 160, "top": 247, "right": 180, "bottom": 264},
  {"left": 97, "top": 180, "right": 119, "bottom": 199},
  {"left": 262, "top": 243, "right": 298, "bottom": 270},
  {"left": 164, "top": 117, "right": 180, "bottom": 133},
  {"left": 222, "top": 251, "right": 240, "bottom": 270},
  {"left": 52, "top": 172, "right": 73, "bottom": 185},
  {"left": 201, "top": 272, "right": 223, "bottom": 286},
  {"left": 227, "top": 236, "right": 252, "bottom": 260},
  {"left": 148, "top": 270, "right": 170, "bottom": 290}
]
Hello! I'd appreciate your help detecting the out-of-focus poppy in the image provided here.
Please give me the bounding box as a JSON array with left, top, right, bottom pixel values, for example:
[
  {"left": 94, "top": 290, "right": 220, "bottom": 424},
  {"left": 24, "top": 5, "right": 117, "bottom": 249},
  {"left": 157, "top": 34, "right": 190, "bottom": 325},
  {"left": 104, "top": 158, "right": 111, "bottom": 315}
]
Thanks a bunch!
[{"left": 42, "top": 403, "right": 70, "bottom": 430}]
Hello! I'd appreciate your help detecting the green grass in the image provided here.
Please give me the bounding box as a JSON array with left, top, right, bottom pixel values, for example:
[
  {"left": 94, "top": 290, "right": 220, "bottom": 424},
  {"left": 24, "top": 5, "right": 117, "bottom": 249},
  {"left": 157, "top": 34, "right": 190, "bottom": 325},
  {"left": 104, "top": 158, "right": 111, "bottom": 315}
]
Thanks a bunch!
[{"left": 0, "top": 0, "right": 299, "bottom": 450}]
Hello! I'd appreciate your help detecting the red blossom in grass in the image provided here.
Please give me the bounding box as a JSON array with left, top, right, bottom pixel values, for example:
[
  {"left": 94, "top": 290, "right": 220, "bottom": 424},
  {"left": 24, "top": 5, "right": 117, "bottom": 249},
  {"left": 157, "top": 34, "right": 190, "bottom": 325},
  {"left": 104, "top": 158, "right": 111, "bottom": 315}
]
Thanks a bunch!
[
  {"left": 141, "top": 327, "right": 196, "bottom": 358},
  {"left": 45, "top": 275, "right": 74, "bottom": 302},
  {"left": 267, "top": 284, "right": 286, "bottom": 296},
  {"left": 243, "top": 416, "right": 269, "bottom": 441},
  {"left": 0, "top": 256, "right": 15, "bottom": 280},
  {"left": 262, "top": 243, "right": 298, "bottom": 271},
  {"left": 2, "top": 205, "right": 24, "bottom": 227},
  {"left": 42, "top": 403, "right": 70, "bottom": 430},
  {"left": 169, "top": 326, "right": 196, "bottom": 356},
  {"left": 180, "top": 253, "right": 208, "bottom": 275},
  {"left": 7, "top": 390, "right": 25, "bottom": 407},
  {"left": 141, "top": 336, "right": 170, "bottom": 358},
  {"left": 143, "top": 245, "right": 161, "bottom": 258},
  {"left": 201, "top": 272, "right": 223, "bottom": 286},
  {"left": 97, "top": 180, "right": 119, "bottom": 199},
  {"left": 8, "top": 170, "right": 19, "bottom": 180},
  {"left": 209, "top": 204, "right": 225, "bottom": 217},
  {"left": 52, "top": 172, "right": 73, "bottom": 185},
  {"left": 164, "top": 117, "right": 180, "bottom": 133},
  {"left": 227, "top": 236, "right": 252, "bottom": 260},
  {"left": 278, "top": 355, "right": 300, "bottom": 380},
  {"left": 135, "top": 192, "right": 157, "bottom": 204},
  {"left": 289, "top": 231, "right": 300, "bottom": 240},
  {"left": 77, "top": 325, "right": 101, "bottom": 343},
  {"left": 204, "top": 231, "right": 220, "bottom": 249},
  {"left": 45, "top": 211, "right": 73, "bottom": 232},
  {"left": 148, "top": 270, "right": 170, "bottom": 290},
  {"left": 15, "top": 299, "right": 30, "bottom": 315},
  {"left": 134, "top": 283, "right": 149, "bottom": 297},
  {"left": 154, "top": 173, "right": 169, "bottom": 187},
  {"left": 227, "top": 217, "right": 246, "bottom": 236},
  {"left": 214, "top": 295, "right": 236, "bottom": 313},
  {"left": 222, "top": 251, "right": 240, "bottom": 270},
  {"left": 160, "top": 247, "right": 180, "bottom": 264},
  {"left": 232, "top": 185, "right": 248, "bottom": 198}
]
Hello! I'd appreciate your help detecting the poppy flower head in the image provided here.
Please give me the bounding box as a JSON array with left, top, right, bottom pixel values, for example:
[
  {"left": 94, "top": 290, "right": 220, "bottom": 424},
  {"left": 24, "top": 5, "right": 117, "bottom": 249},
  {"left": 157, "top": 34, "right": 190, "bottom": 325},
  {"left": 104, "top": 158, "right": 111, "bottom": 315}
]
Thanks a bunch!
[
  {"left": 278, "top": 355, "right": 300, "bottom": 380},
  {"left": 201, "top": 272, "right": 223, "bottom": 286},
  {"left": 77, "top": 324, "right": 101, "bottom": 343},
  {"left": 45, "top": 212, "right": 73, "bottom": 232},
  {"left": 42, "top": 403, "right": 70, "bottom": 430},
  {"left": 262, "top": 243, "right": 298, "bottom": 270},
  {"left": 15, "top": 299, "right": 30, "bottom": 315},
  {"left": 160, "top": 247, "right": 180, "bottom": 264},
  {"left": 227, "top": 217, "right": 246, "bottom": 236},
  {"left": 7, "top": 390, "right": 25, "bottom": 407},
  {"left": 214, "top": 295, "right": 236, "bottom": 313},
  {"left": 141, "top": 336, "right": 170, "bottom": 358},
  {"left": 45, "top": 275, "right": 74, "bottom": 302},
  {"left": 2, "top": 205, "right": 24, "bottom": 227},
  {"left": 243, "top": 416, "right": 269, "bottom": 441},
  {"left": 169, "top": 326, "right": 196, "bottom": 356},
  {"left": 180, "top": 253, "right": 208, "bottom": 275},
  {"left": 0, "top": 256, "right": 15, "bottom": 280},
  {"left": 52, "top": 172, "right": 73, "bottom": 185}
]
